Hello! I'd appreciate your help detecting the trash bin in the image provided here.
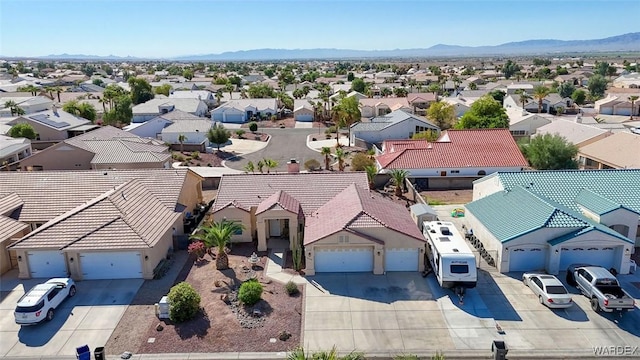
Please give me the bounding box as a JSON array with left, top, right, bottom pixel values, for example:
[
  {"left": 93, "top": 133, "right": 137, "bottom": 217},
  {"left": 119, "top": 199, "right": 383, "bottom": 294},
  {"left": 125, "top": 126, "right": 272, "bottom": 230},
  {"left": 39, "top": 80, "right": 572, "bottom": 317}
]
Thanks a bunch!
[
  {"left": 75, "top": 345, "right": 90, "bottom": 360},
  {"left": 94, "top": 347, "right": 105, "bottom": 360},
  {"left": 491, "top": 340, "right": 508, "bottom": 360}
]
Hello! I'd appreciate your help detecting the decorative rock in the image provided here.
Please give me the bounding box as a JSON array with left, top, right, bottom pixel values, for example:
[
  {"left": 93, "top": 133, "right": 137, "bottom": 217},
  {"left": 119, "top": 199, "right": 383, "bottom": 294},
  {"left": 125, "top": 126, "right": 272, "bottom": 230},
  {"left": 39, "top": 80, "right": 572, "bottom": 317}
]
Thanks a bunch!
[
  {"left": 278, "top": 330, "right": 291, "bottom": 341},
  {"left": 253, "top": 309, "right": 262, "bottom": 317},
  {"left": 221, "top": 293, "right": 229, "bottom": 303},
  {"left": 155, "top": 324, "right": 163, "bottom": 331}
]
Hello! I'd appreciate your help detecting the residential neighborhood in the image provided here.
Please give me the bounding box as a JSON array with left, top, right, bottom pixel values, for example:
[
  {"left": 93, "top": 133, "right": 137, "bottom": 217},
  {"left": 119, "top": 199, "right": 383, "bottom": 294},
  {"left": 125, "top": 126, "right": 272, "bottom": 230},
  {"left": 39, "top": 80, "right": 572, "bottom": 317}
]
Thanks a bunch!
[{"left": 2, "top": 25, "right": 640, "bottom": 360}]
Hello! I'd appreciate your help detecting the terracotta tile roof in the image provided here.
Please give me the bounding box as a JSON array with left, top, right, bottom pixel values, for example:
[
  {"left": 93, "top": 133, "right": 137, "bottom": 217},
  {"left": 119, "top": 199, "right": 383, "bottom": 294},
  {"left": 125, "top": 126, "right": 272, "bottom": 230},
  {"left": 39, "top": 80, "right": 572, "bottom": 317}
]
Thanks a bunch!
[
  {"left": 0, "top": 192, "right": 24, "bottom": 216},
  {"left": 0, "top": 169, "right": 190, "bottom": 223},
  {"left": 0, "top": 215, "right": 29, "bottom": 240},
  {"left": 213, "top": 173, "right": 368, "bottom": 215},
  {"left": 256, "top": 190, "right": 302, "bottom": 215},
  {"left": 10, "top": 180, "right": 181, "bottom": 251},
  {"left": 382, "top": 139, "right": 430, "bottom": 152},
  {"left": 304, "top": 184, "right": 425, "bottom": 245},
  {"left": 376, "top": 129, "right": 528, "bottom": 169}
]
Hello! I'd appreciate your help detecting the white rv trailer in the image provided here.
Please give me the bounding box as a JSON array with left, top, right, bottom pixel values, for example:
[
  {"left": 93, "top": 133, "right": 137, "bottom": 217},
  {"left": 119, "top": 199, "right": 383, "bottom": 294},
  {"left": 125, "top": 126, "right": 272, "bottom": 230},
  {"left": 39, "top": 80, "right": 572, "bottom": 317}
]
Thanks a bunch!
[{"left": 423, "top": 221, "right": 477, "bottom": 292}]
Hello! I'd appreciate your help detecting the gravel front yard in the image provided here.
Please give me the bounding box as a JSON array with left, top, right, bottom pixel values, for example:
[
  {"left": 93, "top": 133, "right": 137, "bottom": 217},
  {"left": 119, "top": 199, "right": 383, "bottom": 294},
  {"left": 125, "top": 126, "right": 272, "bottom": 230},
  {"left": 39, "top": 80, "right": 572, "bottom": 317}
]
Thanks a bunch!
[{"left": 107, "top": 244, "right": 302, "bottom": 356}]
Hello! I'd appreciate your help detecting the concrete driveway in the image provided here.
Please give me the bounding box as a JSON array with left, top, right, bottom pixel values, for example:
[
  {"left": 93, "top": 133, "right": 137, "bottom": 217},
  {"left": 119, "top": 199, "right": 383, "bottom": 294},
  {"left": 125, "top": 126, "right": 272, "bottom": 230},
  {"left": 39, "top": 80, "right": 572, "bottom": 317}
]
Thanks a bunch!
[
  {"left": 303, "top": 270, "right": 640, "bottom": 357},
  {"left": 0, "top": 271, "right": 142, "bottom": 358}
]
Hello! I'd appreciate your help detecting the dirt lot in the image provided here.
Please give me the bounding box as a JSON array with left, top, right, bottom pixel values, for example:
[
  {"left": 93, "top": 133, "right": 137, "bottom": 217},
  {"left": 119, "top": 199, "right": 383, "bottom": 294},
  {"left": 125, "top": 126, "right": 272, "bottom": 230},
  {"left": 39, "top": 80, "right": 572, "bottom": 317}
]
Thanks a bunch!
[
  {"left": 421, "top": 189, "right": 473, "bottom": 205},
  {"left": 107, "top": 244, "right": 302, "bottom": 355}
]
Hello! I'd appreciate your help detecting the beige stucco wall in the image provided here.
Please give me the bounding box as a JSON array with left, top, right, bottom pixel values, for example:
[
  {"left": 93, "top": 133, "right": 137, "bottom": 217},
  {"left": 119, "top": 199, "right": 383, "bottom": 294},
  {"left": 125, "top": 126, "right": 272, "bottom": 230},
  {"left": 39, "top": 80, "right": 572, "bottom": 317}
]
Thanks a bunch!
[
  {"left": 0, "top": 229, "right": 29, "bottom": 275},
  {"left": 178, "top": 170, "right": 204, "bottom": 212},
  {"left": 599, "top": 208, "right": 639, "bottom": 245},
  {"left": 471, "top": 176, "right": 504, "bottom": 201},
  {"left": 212, "top": 208, "right": 253, "bottom": 243},
  {"left": 15, "top": 119, "right": 68, "bottom": 141},
  {"left": 20, "top": 143, "right": 94, "bottom": 171},
  {"left": 256, "top": 209, "right": 300, "bottom": 251}
]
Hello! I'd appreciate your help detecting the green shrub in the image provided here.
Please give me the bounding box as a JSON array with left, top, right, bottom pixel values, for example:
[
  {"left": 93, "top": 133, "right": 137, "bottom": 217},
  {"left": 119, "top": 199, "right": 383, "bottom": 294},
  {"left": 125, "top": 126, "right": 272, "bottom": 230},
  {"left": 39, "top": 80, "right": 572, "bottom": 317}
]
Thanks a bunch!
[
  {"left": 351, "top": 152, "right": 375, "bottom": 171},
  {"left": 285, "top": 281, "right": 299, "bottom": 296},
  {"left": 190, "top": 151, "right": 200, "bottom": 160},
  {"left": 248, "top": 122, "right": 258, "bottom": 132},
  {"left": 168, "top": 282, "right": 201, "bottom": 323},
  {"left": 236, "top": 129, "right": 246, "bottom": 138},
  {"left": 304, "top": 159, "right": 321, "bottom": 171},
  {"left": 325, "top": 125, "right": 337, "bottom": 135},
  {"left": 238, "top": 279, "right": 263, "bottom": 305}
]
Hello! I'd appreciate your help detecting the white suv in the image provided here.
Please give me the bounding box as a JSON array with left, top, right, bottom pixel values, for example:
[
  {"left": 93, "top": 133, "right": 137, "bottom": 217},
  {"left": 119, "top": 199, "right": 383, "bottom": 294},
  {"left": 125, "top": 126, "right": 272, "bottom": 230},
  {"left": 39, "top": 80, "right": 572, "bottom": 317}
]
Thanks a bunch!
[{"left": 14, "top": 278, "right": 76, "bottom": 325}]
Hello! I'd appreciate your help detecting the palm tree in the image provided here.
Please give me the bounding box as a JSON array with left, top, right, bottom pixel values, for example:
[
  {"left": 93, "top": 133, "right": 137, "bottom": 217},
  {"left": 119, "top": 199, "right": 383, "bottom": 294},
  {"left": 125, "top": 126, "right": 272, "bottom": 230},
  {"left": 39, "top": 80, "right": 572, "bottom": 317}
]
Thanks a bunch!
[
  {"left": 321, "top": 147, "right": 331, "bottom": 170},
  {"left": 390, "top": 169, "right": 409, "bottom": 197},
  {"left": 364, "top": 165, "right": 377, "bottom": 189},
  {"left": 4, "top": 100, "right": 17, "bottom": 116},
  {"left": 224, "top": 83, "right": 234, "bottom": 99},
  {"left": 215, "top": 90, "right": 223, "bottom": 105},
  {"left": 517, "top": 90, "right": 532, "bottom": 109},
  {"left": 243, "top": 161, "right": 255, "bottom": 173},
  {"left": 335, "top": 148, "right": 345, "bottom": 171},
  {"left": 13, "top": 106, "right": 25, "bottom": 116},
  {"left": 629, "top": 95, "right": 639, "bottom": 120},
  {"left": 263, "top": 158, "right": 278, "bottom": 173},
  {"left": 533, "top": 86, "right": 550, "bottom": 113},
  {"left": 190, "top": 220, "right": 245, "bottom": 270},
  {"left": 257, "top": 159, "right": 265, "bottom": 173},
  {"left": 178, "top": 134, "right": 187, "bottom": 153}
]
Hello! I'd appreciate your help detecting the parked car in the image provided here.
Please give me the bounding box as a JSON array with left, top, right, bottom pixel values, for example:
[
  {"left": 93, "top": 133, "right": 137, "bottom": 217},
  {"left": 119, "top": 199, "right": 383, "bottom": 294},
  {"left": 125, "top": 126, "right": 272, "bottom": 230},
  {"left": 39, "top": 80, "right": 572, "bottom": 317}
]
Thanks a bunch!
[
  {"left": 567, "top": 264, "right": 635, "bottom": 313},
  {"left": 523, "top": 273, "right": 573, "bottom": 308},
  {"left": 14, "top": 278, "right": 76, "bottom": 325}
]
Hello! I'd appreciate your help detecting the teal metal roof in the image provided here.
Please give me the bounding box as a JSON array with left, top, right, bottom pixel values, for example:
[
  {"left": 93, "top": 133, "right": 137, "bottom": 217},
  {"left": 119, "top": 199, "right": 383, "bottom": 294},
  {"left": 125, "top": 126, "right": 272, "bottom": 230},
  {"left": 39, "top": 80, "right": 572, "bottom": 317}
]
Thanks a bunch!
[
  {"left": 466, "top": 185, "right": 632, "bottom": 244},
  {"left": 548, "top": 226, "right": 633, "bottom": 246},
  {"left": 465, "top": 186, "right": 584, "bottom": 243},
  {"left": 575, "top": 188, "right": 627, "bottom": 216},
  {"left": 494, "top": 169, "right": 640, "bottom": 215}
]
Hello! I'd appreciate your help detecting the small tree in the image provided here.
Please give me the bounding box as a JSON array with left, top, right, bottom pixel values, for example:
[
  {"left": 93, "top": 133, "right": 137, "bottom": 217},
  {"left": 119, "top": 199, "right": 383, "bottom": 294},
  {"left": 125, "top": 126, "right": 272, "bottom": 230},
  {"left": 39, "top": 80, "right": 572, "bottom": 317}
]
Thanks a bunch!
[
  {"left": 351, "top": 152, "right": 374, "bottom": 171},
  {"left": 244, "top": 161, "right": 255, "bottom": 173},
  {"left": 572, "top": 89, "right": 587, "bottom": 105},
  {"left": 238, "top": 279, "right": 263, "bottom": 306},
  {"left": 304, "top": 158, "right": 321, "bottom": 171},
  {"left": 321, "top": 147, "right": 332, "bottom": 170},
  {"left": 8, "top": 123, "right": 37, "bottom": 139},
  {"left": 248, "top": 121, "right": 258, "bottom": 133},
  {"left": 519, "top": 134, "right": 578, "bottom": 170},
  {"left": 168, "top": 282, "right": 201, "bottom": 323},
  {"left": 178, "top": 134, "right": 187, "bottom": 153},
  {"left": 207, "top": 123, "right": 230, "bottom": 151},
  {"left": 235, "top": 129, "right": 246, "bottom": 138},
  {"left": 390, "top": 169, "right": 409, "bottom": 197}
]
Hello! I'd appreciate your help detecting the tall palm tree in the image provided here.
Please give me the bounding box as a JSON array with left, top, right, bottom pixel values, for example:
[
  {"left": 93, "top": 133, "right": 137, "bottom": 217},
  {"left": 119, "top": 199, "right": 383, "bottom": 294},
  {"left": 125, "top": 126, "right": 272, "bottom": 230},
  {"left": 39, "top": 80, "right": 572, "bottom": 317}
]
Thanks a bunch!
[
  {"left": 533, "top": 86, "right": 550, "bottom": 113},
  {"left": 335, "top": 148, "right": 345, "bottom": 171},
  {"left": 390, "top": 169, "right": 409, "bottom": 197},
  {"left": 321, "top": 147, "right": 331, "bottom": 170},
  {"left": 4, "top": 100, "right": 17, "bottom": 116},
  {"left": 629, "top": 95, "right": 639, "bottom": 120},
  {"left": 178, "top": 134, "right": 187, "bottom": 153},
  {"left": 190, "top": 220, "right": 245, "bottom": 270},
  {"left": 517, "top": 90, "right": 532, "bottom": 109},
  {"left": 364, "top": 165, "right": 378, "bottom": 190}
]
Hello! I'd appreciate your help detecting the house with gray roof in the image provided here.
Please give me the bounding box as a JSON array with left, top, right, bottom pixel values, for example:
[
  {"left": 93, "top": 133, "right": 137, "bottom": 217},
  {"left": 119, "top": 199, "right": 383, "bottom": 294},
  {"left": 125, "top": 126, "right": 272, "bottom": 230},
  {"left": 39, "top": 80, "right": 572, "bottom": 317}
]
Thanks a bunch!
[
  {"left": 211, "top": 98, "right": 278, "bottom": 123},
  {"left": 0, "top": 95, "right": 53, "bottom": 117},
  {"left": 8, "top": 107, "right": 97, "bottom": 142},
  {"left": 211, "top": 173, "right": 425, "bottom": 275},
  {"left": 161, "top": 118, "right": 213, "bottom": 151},
  {"left": 466, "top": 169, "right": 640, "bottom": 275},
  {"left": 534, "top": 117, "right": 612, "bottom": 148},
  {"left": 19, "top": 126, "right": 171, "bottom": 171},
  {"left": 132, "top": 98, "right": 208, "bottom": 123},
  {"left": 350, "top": 110, "right": 438, "bottom": 146},
  {"left": 0, "top": 135, "right": 32, "bottom": 170},
  {"left": 1, "top": 168, "right": 203, "bottom": 279}
]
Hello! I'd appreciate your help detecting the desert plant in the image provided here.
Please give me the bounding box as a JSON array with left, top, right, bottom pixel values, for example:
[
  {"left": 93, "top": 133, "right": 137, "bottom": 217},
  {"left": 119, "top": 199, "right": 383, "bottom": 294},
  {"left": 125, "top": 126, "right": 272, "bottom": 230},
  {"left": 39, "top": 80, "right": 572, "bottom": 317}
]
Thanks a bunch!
[
  {"left": 238, "top": 279, "right": 263, "bottom": 306},
  {"left": 178, "top": 134, "right": 187, "bottom": 153},
  {"left": 190, "top": 220, "right": 245, "bottom": 270},
  {"left": 236, "top": 129, "right": 246, "bottom": 138},
  {"left": 364, "top": 165, "right": 378, "bottom": 189},
  {"left": 187, "top": 241, "right": 206, "bottom": 259},
  {"left": 292, "top": 243, "right": 303, "bottom": 271},
  {"left": 324, "top": 125, "right": 337, "bottom": 135},
  {"left": 335, "top": 148, "right": 346, "bottom": 171},
  {"left": 167, "top": 282, "right": 201, "bottom": 323},
  {"left": 263, "top": 158, "right": 278, "bottom": 173},
  {"left": 244, "top": 160, "right": 255, "bottom": 173},
  {"left": 191, "top": 151, "right": 200, "bottom": 160},
  {"left": 285, "top": 280, "right": 299, "bottom": 296},
  {"left": 304, "top": 158, "right": 321, "bottom": 171},
  {"left": 321, "top": 146, "right": 332, "bottom": 170},
  {"left": 390, "top": 169, "right": 409, "bottom": 197},
  {"left": 248, "top": 121, "right": 258, "bottom": 132},
  {"left": 431, "top": 351, "right": 446, "bottom": 360},
  {"left": 350, "top": 152, "right": 374, "bottom": 171}
]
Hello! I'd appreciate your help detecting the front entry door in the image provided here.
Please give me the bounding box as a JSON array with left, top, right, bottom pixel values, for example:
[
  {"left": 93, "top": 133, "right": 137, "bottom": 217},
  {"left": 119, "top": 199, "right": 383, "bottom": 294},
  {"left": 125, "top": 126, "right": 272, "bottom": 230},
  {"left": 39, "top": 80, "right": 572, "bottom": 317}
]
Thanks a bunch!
[{"left": 270, "top": 219, "right": 281, "bottom": 237}]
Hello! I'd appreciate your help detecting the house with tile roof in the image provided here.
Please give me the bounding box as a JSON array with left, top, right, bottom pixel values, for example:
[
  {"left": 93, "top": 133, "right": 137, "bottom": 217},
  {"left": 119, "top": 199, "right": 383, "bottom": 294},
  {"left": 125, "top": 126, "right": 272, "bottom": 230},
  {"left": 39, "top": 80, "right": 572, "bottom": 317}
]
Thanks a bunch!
[
  {"left": 211, "top": 173, "right": 426, "bottom": 274},
  {"left": 160, "top": 118, "right": 213, "bottom": 151},
  {"left": 0, "top": 135, "right": 32, "bottom": 170},
  {"left": 350, "top": 110, "right": 438, "bottom": 147},
  {"left": 8, "top": 107, "right": 98, "bottom": 142},
  {"left": 577, "top": 131, "right": 640, "bottom": 169},
  {"left": 211, "top": 98, "right": 278, "bottom": 123},
  {"left": 358, "top": 97, "right": 412, "bottom": 118},
  {"left": 595, "top": 94, "right": 638, "bottom": 116},
  {"left": 293, "top": 99, "right": 316, "bottom": 122},
  {"left": 375, "top": 129, "right": 528, "bottom": 189},
  {"left": 406, "top": 93, "right": 437, "bottom": 115},
  {"left": 19, "top": 126, "right": 171, "bottom": 171},
  {"left": 0, "top": 168, "right": 203, "bottom": 278},
  {"left": 0, "top": 95, "right": 52, "bottom": 117},
  {"left": 467, "top": 169, "right": 640, "bottom": 274},
  {"left": 506, "top": 109, "right": 552, "bottom": 139}
]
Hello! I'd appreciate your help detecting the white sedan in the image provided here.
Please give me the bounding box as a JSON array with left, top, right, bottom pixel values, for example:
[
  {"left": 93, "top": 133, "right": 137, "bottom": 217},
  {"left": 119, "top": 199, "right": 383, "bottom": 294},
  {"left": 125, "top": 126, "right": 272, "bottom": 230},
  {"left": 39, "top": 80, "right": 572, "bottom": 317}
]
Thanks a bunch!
[{"left": 523, "top": 273, "right": 573, "bottom": 309}]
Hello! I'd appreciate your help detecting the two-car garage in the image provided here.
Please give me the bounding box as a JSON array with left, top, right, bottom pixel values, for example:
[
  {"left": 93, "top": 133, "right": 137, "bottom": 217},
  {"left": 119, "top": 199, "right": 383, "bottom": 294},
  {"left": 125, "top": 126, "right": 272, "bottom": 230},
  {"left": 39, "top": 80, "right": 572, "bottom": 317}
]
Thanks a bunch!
[
  {"left": 312, "top": 247, "right": 422, "bottom": 273},
  {"left": 24, "top": 250, "right": 144, "bottom": 280}
]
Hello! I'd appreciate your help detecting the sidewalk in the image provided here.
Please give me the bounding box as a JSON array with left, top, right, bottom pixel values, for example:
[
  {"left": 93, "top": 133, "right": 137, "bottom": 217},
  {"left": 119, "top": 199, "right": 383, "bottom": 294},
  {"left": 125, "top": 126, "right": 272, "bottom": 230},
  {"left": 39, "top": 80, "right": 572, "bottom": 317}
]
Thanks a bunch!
[{"left": 306, "top": 134, "right": 349, "bottom": 152}]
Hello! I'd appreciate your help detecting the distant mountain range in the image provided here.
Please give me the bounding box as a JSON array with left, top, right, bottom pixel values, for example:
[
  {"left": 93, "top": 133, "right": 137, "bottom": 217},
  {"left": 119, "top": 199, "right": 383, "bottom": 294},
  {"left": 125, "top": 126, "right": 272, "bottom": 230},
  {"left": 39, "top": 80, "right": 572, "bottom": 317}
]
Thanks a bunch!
[{"left": 9, "top": 32, "right": 640, "bottom": 61}]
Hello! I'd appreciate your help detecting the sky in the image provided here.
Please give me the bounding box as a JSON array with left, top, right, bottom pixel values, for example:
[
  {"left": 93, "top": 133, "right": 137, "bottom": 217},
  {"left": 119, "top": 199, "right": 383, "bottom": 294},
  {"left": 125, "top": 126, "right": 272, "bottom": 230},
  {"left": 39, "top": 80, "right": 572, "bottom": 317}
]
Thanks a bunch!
[{"left": 1, "top": 0, "right": 639, "bottom": 58}]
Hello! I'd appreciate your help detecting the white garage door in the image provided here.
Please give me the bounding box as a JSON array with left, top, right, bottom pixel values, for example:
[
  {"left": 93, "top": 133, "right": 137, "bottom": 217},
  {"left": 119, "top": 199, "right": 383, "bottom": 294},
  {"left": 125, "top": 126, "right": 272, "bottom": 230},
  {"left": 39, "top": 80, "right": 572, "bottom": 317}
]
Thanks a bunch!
[
  {"left": 315, "top": 248, "right": 374, "bottom": 273},
  {"left": 27, "top": 251, "right": 67, "bottom": 278},
  {"left": 509, "top": 247, "right": 547, "bottom": 272},
  {"left": 80, "top": 252, "right": 143, "bottom": 279},
  {"left": 559, "top": 246, "right": 616, "bottom": 271},
  {"left": 385, "top": 248, "right": 420, "bottom": 272}
]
